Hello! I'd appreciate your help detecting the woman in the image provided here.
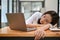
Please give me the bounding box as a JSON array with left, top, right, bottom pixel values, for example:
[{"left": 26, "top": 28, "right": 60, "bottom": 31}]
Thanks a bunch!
[{"left": 26, "top": 11, "right": 59, "bottom": 40}]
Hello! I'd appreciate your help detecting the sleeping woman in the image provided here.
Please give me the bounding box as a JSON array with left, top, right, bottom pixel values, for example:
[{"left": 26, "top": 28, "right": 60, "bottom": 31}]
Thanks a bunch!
[{"left": 26, "top": 11, "right": 59, "bottom": 40}]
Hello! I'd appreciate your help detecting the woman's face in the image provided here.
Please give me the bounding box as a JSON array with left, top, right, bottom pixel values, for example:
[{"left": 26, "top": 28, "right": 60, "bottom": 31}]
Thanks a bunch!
[{"left": 40, "top": 14, "right": 52, "bottom": 24}]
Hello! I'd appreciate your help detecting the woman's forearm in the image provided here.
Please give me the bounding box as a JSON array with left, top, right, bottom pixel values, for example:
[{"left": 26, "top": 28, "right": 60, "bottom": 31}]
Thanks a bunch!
[
  {"left": 26, "top": 24, "right": 50, "bottom": 31},
  {"left": 26, "top": 24, "right": 41, "bottom": 28},
  {"left": 39, "top": 24, "right": 50, "bottom": 31},
  {"left": 26, "top": 24, "right": 36, "bottom": 28}
]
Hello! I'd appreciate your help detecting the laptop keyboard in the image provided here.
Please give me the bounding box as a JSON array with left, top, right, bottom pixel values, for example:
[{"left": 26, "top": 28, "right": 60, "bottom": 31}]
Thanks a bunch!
[{"left": 27, "top": 28, "right": 37, "bottom": 31}]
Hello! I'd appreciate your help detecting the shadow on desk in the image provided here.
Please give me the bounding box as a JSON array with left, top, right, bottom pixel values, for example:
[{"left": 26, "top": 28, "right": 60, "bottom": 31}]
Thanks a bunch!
[{"left": 0, "top": 37, "right": 60, "bottom": 40}]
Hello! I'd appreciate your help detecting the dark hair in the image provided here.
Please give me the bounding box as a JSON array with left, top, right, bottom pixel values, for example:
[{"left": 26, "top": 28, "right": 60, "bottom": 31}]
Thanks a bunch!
[{"left": 37, "top": 10, "right": 59, "bottom": 25}]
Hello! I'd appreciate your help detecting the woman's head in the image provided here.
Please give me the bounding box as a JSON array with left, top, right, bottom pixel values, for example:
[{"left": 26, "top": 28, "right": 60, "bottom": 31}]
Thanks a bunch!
[{"left": 38, "top": 10, "right": 59, "bottom": 25}]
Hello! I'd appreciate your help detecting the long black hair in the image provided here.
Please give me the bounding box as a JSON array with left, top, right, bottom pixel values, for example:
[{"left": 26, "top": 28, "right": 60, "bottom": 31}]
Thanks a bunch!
[{"left": 37, "top": 10, "right": 59, "bottom": 25}]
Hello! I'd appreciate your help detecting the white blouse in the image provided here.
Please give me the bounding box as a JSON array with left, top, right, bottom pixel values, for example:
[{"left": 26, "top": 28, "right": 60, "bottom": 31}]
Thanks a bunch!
[
  {"left": 26, "top": 12, "right": 55, "bottom": 29},
  {"left": 26, "top": 12, "right": 43, "bottom": 24}
]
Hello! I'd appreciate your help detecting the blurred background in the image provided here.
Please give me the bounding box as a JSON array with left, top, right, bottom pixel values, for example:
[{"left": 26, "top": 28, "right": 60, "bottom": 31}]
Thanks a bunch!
[{"left": 0, "top": 0, "right": 59, "bottom": 28}]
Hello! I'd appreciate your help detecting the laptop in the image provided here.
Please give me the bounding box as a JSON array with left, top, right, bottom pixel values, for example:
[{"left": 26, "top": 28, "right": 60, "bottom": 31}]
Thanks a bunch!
[
  {"left": 49, "top": 24, "right": 60, "bottom": 32},
  {"left": 6, "top": 13, "right": 36, "bottom": 31}
]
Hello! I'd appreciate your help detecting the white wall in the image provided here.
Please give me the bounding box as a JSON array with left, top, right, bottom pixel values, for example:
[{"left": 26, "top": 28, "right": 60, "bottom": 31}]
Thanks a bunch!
[
  {"left": 20, "top": 0, "right": 44, "bottom": 1},
  {"left": 45, "top": 0, "right": 58, "bottom": 12},
  {"left": 1, "top": 0, "right": 58, "bottom": 22},
  {"left": 1, "top": 0, "right": 7, "bottom": 22}
]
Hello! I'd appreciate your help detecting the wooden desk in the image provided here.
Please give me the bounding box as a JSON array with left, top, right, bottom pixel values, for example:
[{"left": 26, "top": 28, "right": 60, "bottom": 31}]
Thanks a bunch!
[{"left": 0, "top": 26, "right": 60, "bottom": 37}]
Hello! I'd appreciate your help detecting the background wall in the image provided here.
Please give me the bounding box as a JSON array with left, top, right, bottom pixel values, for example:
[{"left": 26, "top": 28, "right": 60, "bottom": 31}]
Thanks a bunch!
[
  {"left": 45, "top": 0, "right": 58, "bottom": 12},
  {"left": 20, "top": 0, "right": 44, "bottom": 1},
  {"left": 1, "top": 0, "right": 58, "bottom": 22},
  {"left": 1, "top": 0, "right": 7, "bottom": 23}
]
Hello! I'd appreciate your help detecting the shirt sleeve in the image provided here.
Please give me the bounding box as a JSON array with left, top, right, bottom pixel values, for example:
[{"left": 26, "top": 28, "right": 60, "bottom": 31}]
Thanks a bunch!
[{"left": 26, "top": 12, "right": 42, "bottom": 24}]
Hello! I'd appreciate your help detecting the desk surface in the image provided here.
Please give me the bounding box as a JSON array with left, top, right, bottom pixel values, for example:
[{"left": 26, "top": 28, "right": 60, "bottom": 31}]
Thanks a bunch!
[{"left": 0, "top": 26, "right": 60, "bottom": 37}]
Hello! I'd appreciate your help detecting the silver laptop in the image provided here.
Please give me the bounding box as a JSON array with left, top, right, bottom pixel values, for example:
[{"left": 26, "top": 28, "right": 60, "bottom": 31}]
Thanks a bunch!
[{"left": 6, "top": 13, "right": 36, "bottom": 31}]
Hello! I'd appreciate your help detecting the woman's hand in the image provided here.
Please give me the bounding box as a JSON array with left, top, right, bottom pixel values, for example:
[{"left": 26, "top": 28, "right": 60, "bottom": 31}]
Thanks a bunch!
[{"left": 34, "top": 29, "right": 46, "bottom": 40}]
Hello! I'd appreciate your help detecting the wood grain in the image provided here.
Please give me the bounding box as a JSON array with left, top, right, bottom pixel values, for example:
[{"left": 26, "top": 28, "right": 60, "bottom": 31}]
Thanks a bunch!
[{"left": 0, "top": 26, "right": 60, "bottom": 37}]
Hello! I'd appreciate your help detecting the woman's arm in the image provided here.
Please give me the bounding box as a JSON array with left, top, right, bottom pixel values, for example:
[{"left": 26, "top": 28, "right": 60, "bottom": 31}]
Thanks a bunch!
[
  {"left": 26, "top": 24, "right": 50, "bottom": 30},
  {"left": 39, "top": 24, "right": 50, "bottom": 31},
  {"left": 26, "top": 24, "right": 43, "bottom": 28},
  {"left": 34, "top": 24, "right": 51, "bottom": 40}
]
